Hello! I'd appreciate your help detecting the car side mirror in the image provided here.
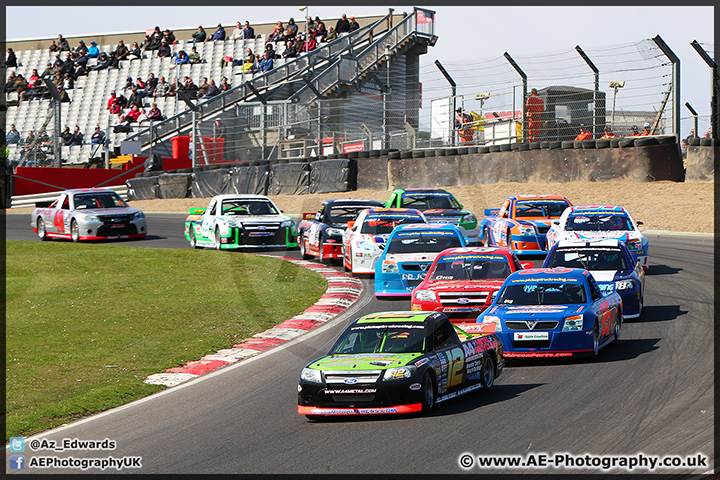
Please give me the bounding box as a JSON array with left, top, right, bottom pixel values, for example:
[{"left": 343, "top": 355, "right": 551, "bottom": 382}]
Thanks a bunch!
[
  {"left": 520, "top": 261, "right": 534, "bottom": 269},
  {"left": 552, "top": 220, "right": 560, "bottom": 226},
  {"left": 636, "top": 221, "right": 643, "bottom": 226},
  {"left": 347, "top": 220, "right": 355, "bottom": 230}
]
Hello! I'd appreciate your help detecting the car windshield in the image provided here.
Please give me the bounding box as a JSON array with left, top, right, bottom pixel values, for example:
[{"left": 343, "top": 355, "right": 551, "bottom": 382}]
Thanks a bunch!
[
  {"left": 400, "top": 194, "right": 460, "bottom": 210},
  {"left": 222, "top": 199, "right": 278, "bottom": 216},
  {"left": 430, "top": 257, "right": 511, "bottom": 280},
  {"left": 387, "top": 232, "right": 463, "bottom": 254},
  {"left": 566, "top": 214, "right": 633, "bottom": 231},
  {"left": 328, "top": 206, "right": 367, "bottom": 224},
  {"left": 74, "top": 193, "right": 127, "bottom": 209},
  {"left": 497, "top": 282, "right": 587, "bottom": 305},
  {"left": 331, "top": 323, "right": 426, "bottom": 354},
  {"left": 361, "top": 215, "right": 424, "bottom": 235},
  {"left": 546, "top": 248, "right": 628, "bottom": 271},
  {"left": 515, "top": 201, "right": 569, "bottom": 218}
]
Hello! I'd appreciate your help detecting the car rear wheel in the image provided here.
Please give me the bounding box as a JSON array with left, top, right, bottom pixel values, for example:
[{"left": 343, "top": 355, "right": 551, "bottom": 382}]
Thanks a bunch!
[
  {"left": 613, "top": 315, "right": 622, "bottom": 345},
  {"left": 214, "top": 227, "right": 222, "bottom": 250},
  {"left": 592, "top": 321, "right": 600, "bottom": 357},
  {"left": 300, "top": 235, "right": 311, "bottom": 260},
  {"left": 318, "top": 239, "right": 326, "bottom": 263},
  {"left": 480, "top": 354, "right": 495, "bottom": 390},
  {"left": 70, "top": 219, "right": 80, "bottom": 243},
  {"left": 37, "top": 218, "right": 48, "bottom": 241},
  {"left": 421, "top": 371, "right": 436, "bottom": 414},
  {"left": 189, "top": 227, "right": 198, "bottom": 249}
]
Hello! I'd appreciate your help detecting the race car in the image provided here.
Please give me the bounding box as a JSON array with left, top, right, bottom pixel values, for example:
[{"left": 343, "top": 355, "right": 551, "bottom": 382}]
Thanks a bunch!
[
  {"left": 478, "top": 268, "right": 622, "bottom": 359},
  {"left": 411, "top": 247, "right": 533, "bottom": 322},
  {"left": 375, "top": 223, "right": 467, "bottom": 297},
  {"left": 479, "top": 195, "right": 572, "bottom": 255},
  {"left": 543, "top": 239, "right": 645, "bottom": 319},
  {"left": 384, "top": 188, "right": 480, "bottom": 244},
  {"left": 184, "top": 194, "right": 297, "bottom": 250},
  {"left": 342, "top": 207, "right": 427, "bottom": 275},
  {"left": 297, "top": 311, "right": 503, "bottom": 419},
  {"left": 298, "top": 199, "right": 383, "bottom": 262},
  {"left": 31, "top": 188, "right": 147, "bottom": 242},
  {"left": 545, "top": 205, "right": 649, "bottom": 270}
]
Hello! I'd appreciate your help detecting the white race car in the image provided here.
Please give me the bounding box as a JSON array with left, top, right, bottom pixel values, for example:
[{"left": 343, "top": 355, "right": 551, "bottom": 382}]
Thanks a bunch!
[
  {"left": 341, "top": 207, "right": 426, "bottom": 274},
  {"left": 546, "top": 205, "right": 649, "bottom": 270}
]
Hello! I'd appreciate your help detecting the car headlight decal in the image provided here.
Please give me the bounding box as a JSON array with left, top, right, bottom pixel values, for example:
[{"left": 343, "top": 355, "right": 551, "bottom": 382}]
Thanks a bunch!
[
  {"left": 562, "top": 314, "right": 584, "bottom": 331},
  {"left": 483, "top": 315, "right": 502, "bottom": 332},
  {"left": 300, "top": 368, "right": 322, "bottom": 383},
  {"left": 414, "top": 290, "right": 437, "bottom": 302},
  {"left": 382, "top": 366, "right": 416, "bottom": 381}
]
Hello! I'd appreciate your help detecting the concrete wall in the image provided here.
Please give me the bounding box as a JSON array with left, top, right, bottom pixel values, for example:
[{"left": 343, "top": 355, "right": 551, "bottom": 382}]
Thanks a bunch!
[
  {"left": 684, "top": 145, "right": 716, "bottom": 182},
  {"left": 360, "top": 142, "right": 687, "bottom": 191}
]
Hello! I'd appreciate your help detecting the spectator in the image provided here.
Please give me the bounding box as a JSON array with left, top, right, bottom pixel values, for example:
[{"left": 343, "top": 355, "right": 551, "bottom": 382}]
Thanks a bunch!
[
  {"left": 128, "top": 42, "right": 142, "bottom": 60},
  {"left": 349, "top": 16, "right": 360, "bottom": 31},
  {"left": 192, "top": 25, "right": 207, "bottom": 44},
  {"left": 313, "top": 16, "right": 327, "bottom": 42},
  {"left": 526, "top": 88, "right": 544, "bottom": 142},
  {"left": 6, "top": 125, "right": 20, "bottom": 144},
  {"left": 61, "top": 126, "right": 73, "bottom": 145},
  {"left": 28, "top": 69, "right": 40, "bottom": 88},
  {"left": 243, "top": 21, "right": 255, "bottom": 39},
  {"left": 57, "top": 85, "right": 70, "bottom": 103},
  {"left": 40, "top": 62, "right": 53, "bottom": 78},
  {"left": 326, "top": 27, "right": 337, "bottom": 42},
  {"left": 167, "top": 78, "right": 180, "bottom": 97},
  {"left": 574, "top": 124, "right": 592, "bottom": 140},
  {"left": 174, "top": 49, "right": 190, "bottom": 64},
  {"left": 14, "top": 75, "right": 29, "bottom": 101},
  {"left": 231, "top": 21, "right": 244, "bottom": 40},
  {"left": 126, "top": 104, "right": 144, "bottom": 122},
  {"left": 128, "top": 87, "right": 143, "bottom": 108},
  {"left": 24, "top": 131, "right": 35, "bottom": 146},
  {"left": 57, "top": 34, "right": 70, "bottom": 51},
  {"left": 285, "top": 17, "right": 298, "bottom": 40},
  {"left": 154, "top": 76, "right": 170, "bottom": 97},
  {"left": 163, "top": 28, "right": 176, "bottom": 45},
  {"left": 145, "top": 26, "right": 163, "bottom": 51},
  {"left": 204, "top": 79, "right": 220, "bottom": 97},
  {"left": 210, "top": 23, "right": 226, "bottom": 41},
  {"left": 258, "top": 51, "right": 274, "bottom": 72},
  {"left": 269, "top": 21, "right": 285, "bottom": 42},
  {"left": 90, "top": 125, "right": 105, "bottom": 145},
  {"left": 5, "top": 71, "right": 17, "bottom": 93},
  {"left": 6, "top": 48, "right": 18, "bottom": 68},
  {"left": 87, "top": 40, "right": 99, "bottom": 58},
  {"left": 73, "top": 55, "right": 89, "bottom": 79},
  {"left": 63, "top": 72, "right": 75, "bottom": 90},
  {"left": 59, "top": 52, "right": 76, "bottom": 77},
  {"left": 51, "top": 54, "right": 63, "bottom": 70},
  {"left": 114, "top": 40, "right": 130, "bottom": 60},
  {"left": 49, "top": 40, "right": 60, "bottom": 52},
  {"left": 157, "top": 40, "right": 171, "bottom": 58},
  {"left": 91, "top": 52, "right": 109, "bottom": 71},
  {"left": 197, "top": 77, "right": 209, "bottom": 97},
  {"left": 113, "top": 114, "right": 132, "bottom": 133},
  {"left": 75, "top": 40, "right": 88, "bottom": 57},
  {"left": 640, "top": 122, "right": 652, "bottom": 136},
  {"left": 680, "top": 139, "right": 688, "bottom": 158},
  {"left": 188, "top": 46, "right": 202, "bottom": 64},
  {"left": 282, "top": 39, "right": 297, "bottom": 59},
  {"left": 122, "top": 76, "right": 134, "bottom": 92},
  {"left": 184, "top": 78, "right": 199, "bottom": 99},
  {"left": 144, "top": 73, "right": 158, "bottom": 97},
  {"left": 146, "top": 102, "right": 164, "bottom": 121},
  {"left": 264, "top": 42, "right": 278, "bottom": 59},
  {"left": 684, "top": 128, "right": 696, "bottom": 143},
  {"left": 51, "top": 73, "right": 63, "bottom": 89},
  {"left": 628, "top": 125, "right": 640, "bottom": 137},
  {"left": 703, "top": 127, "right": 711, "bottom": 138},
  {"left": 107, "top": 90, "right": 118, "bottom": 110},
  {"left": 68, "top": 125, "right": 83, "bottom": 147},
  {"left": 454, "top": 108, "right": 474, "bottom": 145},
  {"left": 219, "top": 76, "right": 231, "bottom": 92},
  {"left": 107, "top": 51, "right": 120, "bottom": 69},
  {"left": 336, "top": 14, "right": 350, "bottom": 34},
  {"left": 600, "top": 126, "right": 617, "bottom": 139}
]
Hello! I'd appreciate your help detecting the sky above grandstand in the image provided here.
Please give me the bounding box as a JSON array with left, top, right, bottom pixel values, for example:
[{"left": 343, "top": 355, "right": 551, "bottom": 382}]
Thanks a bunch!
[{"left": 6, "top": 5, "right": 715, "bottom": 133}]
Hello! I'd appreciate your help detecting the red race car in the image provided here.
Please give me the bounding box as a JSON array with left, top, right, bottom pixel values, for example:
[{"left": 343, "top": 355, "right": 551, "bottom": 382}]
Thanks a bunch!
[{"left": 411, "top": 247, "right": 531, "bottom": 323}]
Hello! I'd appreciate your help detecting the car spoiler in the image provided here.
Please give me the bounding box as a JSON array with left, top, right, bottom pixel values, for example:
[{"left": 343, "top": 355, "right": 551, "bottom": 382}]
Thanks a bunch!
[
  {"left": 454, "top": 322, "right": 496, "bottom": 340},
  {"left": 302, "top": 212, "right": 315, "bottom": 220},
  {"left": 189, "top": 207, "right": 206, "bottom": 215},
  {"left": 484, "top": 208, "right": 500, "bottom": 216}
]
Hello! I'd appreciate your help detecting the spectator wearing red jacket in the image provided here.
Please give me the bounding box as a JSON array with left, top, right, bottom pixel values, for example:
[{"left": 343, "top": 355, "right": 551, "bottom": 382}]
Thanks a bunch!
[
  {"left": 526, "top": 88, "right": 544, "bottom": 142},
  {"left": 574, "top": 125, "right": 592, "bottom": 141}
]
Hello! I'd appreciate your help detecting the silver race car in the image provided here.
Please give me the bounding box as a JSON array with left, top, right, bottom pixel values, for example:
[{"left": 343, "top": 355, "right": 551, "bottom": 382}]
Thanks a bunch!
[{"left": 31, "top": 188, "right": 147, "bottom": 242}]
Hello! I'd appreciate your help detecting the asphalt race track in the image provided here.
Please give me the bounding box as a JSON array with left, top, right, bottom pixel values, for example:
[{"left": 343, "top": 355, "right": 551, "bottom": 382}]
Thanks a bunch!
[{"left": 5, "top": 213, "right": 714, "bottom": 474}]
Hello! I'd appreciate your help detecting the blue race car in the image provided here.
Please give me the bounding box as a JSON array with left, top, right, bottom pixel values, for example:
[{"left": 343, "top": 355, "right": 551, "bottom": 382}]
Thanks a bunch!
[
  {"left": 478, "top": 268, "right": 622, "bottom": 359},
  {"left": 375, "top": 223, "right": 467, "bottom": 297},
  {"left": 543, "top": 239, "right": 645, "bottom": 319}
]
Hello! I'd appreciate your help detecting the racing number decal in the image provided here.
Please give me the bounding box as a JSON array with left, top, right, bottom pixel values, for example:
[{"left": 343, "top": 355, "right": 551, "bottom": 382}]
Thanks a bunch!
[
  {"left": 444, "top": 347, "right": 465, "bottom": 388},
  {"left": 53, "top": 210, "right": 64, "bottom": 232}
]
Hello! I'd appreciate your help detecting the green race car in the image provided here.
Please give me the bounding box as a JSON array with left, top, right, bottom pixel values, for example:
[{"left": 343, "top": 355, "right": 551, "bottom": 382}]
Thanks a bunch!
[
  {"left": 297, "top": 311, "right": 503, "bottom": 419},
  {"left": 185, "top": 194, "right": 297, "bottom": 250}
]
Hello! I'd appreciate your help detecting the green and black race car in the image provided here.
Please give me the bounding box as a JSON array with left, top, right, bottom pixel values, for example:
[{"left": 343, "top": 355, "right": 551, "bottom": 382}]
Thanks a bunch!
[{"left": 297, "top": 311, "right": 503, "bottom": 419}]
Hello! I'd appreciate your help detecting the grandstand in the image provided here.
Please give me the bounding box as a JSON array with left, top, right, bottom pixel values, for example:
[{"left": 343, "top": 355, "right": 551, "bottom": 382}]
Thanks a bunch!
[{"left": 5, "top": 9, "right": 435, "bottom": 168}]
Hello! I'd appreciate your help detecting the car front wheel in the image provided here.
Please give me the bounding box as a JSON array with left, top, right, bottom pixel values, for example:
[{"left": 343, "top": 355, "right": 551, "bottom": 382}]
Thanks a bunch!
[
  {"left": 189, "top": 227, "right": 198, "bottom": 249},
  {"left": 421, "top": 371, "right": 436, "bottom": 414},
  {"left": 70, "top": 219, "right": 80, "bottom": 242},
  {"left": 480, "top": 354, "right": 495, "bottom": 390},
  {"left": 37, "top": 218, "right": 48, "bottom": 241},
  {"left": 214, "top": 227, "right": 222, "bottom": 250},
  {"left": 300, "top": 235, "right": 311, "bottom": 260}
]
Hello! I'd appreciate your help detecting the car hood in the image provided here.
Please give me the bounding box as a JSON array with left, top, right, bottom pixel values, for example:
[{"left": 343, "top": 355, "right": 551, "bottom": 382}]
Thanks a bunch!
[
  {"left": 79, "top": 207, "right": 141, "bottom": 216},
  {"left": 423, "top": 279, "right": 504, "bottom": 292},
  {"left": 487, "top": 304, "right": 586, "bottom": 319},
  {"left": 309, "top": 353, "right": 424, "bottom": 370}
]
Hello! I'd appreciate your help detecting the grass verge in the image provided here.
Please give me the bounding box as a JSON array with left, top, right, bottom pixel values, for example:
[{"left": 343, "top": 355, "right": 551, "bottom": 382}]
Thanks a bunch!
[{"left": 6, "top": 241, "right": 328, "bottom": 440}]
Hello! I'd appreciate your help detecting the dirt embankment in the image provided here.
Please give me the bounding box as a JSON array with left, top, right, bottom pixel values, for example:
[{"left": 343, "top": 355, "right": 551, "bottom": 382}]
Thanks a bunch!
[{"left": 125, "top": 181, "right": 713, "bottom": 234}]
